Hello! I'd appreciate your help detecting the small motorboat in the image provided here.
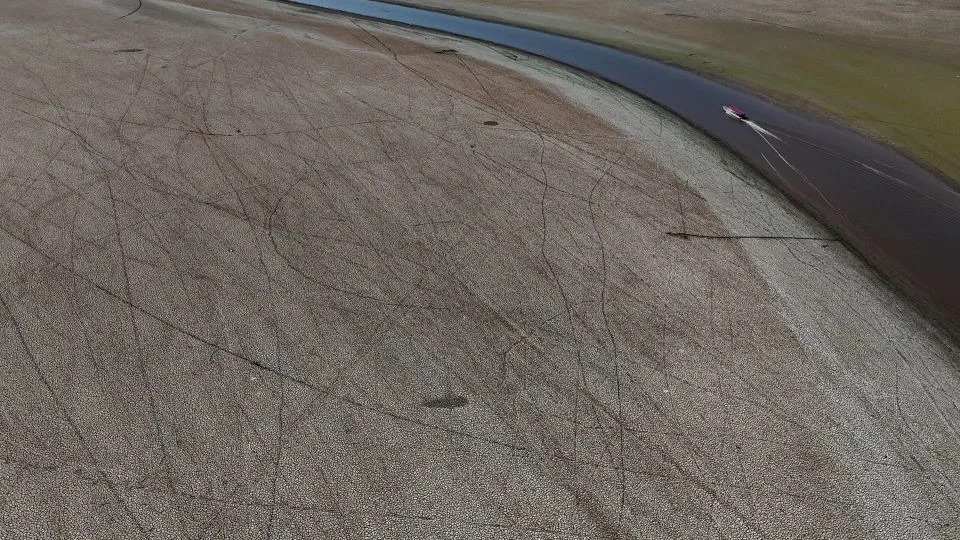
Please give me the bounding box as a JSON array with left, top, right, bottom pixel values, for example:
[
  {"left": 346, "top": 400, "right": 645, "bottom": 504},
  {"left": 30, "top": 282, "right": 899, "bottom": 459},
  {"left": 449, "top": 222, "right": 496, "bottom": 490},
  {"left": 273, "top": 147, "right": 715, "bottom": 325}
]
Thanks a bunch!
[{"left": 723, "top": 105, "right": 749, "bottom": 121}]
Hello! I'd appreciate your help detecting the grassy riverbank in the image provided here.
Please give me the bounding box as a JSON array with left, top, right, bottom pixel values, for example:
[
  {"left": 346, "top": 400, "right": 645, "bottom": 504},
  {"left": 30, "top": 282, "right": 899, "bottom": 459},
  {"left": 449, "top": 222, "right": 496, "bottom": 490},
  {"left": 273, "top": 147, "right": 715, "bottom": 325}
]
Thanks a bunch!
[{"left": 394, "top": 0, "right": 960, "bottom": 184}]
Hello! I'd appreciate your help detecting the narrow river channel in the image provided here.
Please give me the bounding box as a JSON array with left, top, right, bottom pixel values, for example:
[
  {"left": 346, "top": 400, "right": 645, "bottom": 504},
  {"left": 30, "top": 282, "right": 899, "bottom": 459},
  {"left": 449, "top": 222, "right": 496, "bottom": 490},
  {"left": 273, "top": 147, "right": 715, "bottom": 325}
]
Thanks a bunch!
[{"left": 289, "top": 0, "right": 960, "bottom": 329}]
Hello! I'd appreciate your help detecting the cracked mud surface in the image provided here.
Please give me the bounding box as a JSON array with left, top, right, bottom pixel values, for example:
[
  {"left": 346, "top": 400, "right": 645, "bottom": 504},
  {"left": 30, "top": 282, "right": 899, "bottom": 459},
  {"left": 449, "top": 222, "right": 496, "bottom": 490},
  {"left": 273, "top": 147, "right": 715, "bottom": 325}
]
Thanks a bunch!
[{"left": 0, "top": 1, "right": 958, "bottom": 538}]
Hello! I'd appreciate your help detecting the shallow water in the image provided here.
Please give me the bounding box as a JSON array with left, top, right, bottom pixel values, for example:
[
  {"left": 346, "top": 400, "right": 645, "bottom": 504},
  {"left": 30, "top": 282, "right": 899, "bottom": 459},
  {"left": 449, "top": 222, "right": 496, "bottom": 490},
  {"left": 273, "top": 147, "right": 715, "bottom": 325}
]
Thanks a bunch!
[{"left": 290, "top": 0, "right": 960, "bottom": 328}]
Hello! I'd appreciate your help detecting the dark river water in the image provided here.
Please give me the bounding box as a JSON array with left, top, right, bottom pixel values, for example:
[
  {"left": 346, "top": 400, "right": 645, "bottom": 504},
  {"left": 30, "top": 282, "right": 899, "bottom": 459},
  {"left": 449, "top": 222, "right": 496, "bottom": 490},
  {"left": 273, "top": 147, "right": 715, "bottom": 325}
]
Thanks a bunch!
[{"left": 289, "top": 0, "right": 960, "bottom": 329}]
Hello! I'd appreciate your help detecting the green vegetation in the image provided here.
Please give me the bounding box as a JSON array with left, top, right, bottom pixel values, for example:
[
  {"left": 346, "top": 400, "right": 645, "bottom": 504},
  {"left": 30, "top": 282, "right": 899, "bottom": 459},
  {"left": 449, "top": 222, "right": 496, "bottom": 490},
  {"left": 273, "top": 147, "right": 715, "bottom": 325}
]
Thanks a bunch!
[{"left": 644, "top": 20, "right": 960, "bottom": 184}]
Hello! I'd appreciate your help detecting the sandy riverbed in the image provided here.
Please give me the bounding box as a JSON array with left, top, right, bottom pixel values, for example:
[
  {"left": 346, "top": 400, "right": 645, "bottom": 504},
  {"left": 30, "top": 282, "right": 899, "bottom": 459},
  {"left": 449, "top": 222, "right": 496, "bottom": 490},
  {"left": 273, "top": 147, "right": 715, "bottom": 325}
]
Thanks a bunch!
[{"left": 0, "top": 0, "right": 957, "bottom": 538}]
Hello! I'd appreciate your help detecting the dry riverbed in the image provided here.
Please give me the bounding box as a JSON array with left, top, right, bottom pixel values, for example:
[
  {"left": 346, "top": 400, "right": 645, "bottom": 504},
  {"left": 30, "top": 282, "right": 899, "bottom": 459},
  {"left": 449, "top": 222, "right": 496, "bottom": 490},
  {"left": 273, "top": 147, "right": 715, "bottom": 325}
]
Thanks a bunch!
[{"left": 0, "top": 0, "right": 958, "bottom": 538}]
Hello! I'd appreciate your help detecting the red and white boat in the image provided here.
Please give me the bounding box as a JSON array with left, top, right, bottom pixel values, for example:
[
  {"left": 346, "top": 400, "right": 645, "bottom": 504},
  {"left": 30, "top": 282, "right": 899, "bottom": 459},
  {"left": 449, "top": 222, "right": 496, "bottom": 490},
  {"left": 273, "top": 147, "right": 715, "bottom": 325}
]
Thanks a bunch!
[{"left": 723, "top": 105, "right": 749, "bottom": 121}]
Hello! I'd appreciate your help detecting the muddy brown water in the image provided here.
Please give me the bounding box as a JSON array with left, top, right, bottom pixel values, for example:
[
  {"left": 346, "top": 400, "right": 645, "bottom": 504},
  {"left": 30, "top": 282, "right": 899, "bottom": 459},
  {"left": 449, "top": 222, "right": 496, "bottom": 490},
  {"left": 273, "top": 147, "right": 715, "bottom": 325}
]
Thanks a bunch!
[{"left": 289, "top": 0, "right": 960, "bottom": 329}]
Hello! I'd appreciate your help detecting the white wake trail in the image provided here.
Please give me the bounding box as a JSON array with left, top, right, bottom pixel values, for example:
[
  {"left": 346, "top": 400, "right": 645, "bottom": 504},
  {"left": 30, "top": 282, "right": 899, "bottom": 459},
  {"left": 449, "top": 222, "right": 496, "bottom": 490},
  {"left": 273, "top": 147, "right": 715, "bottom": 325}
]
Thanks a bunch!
[
  {"left": 744, "top": 119, "right": 780, "bottom": 141},
  {"left": 746, "top": 118, "right": 839, "bottom": 214}
]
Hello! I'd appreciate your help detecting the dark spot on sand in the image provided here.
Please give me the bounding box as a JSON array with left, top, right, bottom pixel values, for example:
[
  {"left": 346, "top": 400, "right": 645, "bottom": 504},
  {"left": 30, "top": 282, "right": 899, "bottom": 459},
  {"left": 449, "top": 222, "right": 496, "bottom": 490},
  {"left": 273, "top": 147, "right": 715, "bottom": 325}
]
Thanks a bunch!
[
  {"left": 424, "top": 394, "right": 468, "bottom": 409},
  {"left": 113, "top": 48, "right": 144, "bottom": 53},
  {"left": 435, "top": 48, "right": 457, "bottom": 54},
  {"left": 483, "top": 120, "right": 498, "bottom": 126}
]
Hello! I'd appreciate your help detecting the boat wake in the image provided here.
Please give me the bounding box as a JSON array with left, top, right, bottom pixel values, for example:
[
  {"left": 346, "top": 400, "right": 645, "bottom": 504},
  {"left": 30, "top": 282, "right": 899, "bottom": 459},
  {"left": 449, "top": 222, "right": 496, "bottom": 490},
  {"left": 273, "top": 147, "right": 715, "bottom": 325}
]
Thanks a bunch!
[{"left": 744, "top": 119, "right": 780, "bottom": 141}]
